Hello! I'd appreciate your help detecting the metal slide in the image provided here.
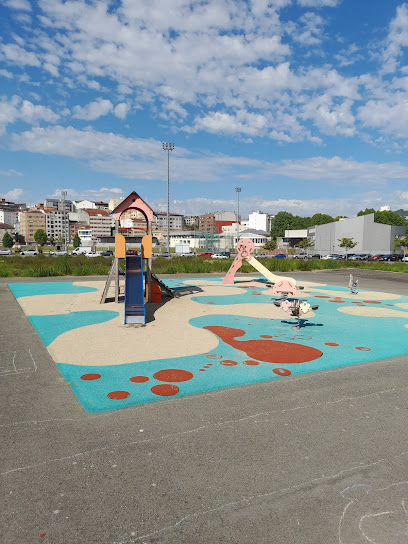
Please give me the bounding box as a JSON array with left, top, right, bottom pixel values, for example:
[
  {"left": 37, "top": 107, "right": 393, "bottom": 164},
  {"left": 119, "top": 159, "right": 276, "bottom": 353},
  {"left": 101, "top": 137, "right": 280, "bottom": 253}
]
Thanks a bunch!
[{"left": 124, "top": 255, "right": 146, "bottom": 324}]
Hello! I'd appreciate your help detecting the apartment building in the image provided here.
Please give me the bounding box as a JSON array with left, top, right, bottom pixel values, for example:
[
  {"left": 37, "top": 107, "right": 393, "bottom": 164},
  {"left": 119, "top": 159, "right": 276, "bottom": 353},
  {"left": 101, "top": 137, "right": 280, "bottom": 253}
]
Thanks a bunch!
[
  {"left": 0, "top": 209, "right": 18, "bottom": 227},
  {"left": 44, "top": 197, "right": 75, "bottom": 212},
  {"left": 83, "top": 209, "right": 112, "bottom": 240},
  {"left": 43, "top": 208, "right": 69, "bottom": 243},
  {"left": 155, "top": 212, "right": 184, "bottom": 231},
  {"left": 19, "top": 210, "right": 46, "bottom": 244},
  {"left": 198, "top": 213, "right": 215, "bottom": 232}
]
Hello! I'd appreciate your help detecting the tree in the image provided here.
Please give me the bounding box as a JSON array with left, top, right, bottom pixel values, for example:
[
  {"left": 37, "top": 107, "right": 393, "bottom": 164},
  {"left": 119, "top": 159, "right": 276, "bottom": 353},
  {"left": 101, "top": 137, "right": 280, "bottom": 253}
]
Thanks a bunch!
[
  {"left": 48, "top": 236, "right": 55, "bottom": 246},
  {"left": 298, "top": 237, "right": 314, "bottom": 254},
  {"left": 263, "top": 239, "right": 276, "bottom": 251},
  {"left": 34, "top": 229, "right": 48, "bottom": 247},
  {"left": 374, "top": 210, "right": 407, "bottom": 228},
  {"left": 2, "top": 231, "right": 14, "bottom": 248},
  {"left": 73, "top": 232, "right": 81, "bottom": 249},
  {"left": 338, "top": 237, "right": 357, "bottom": 258},
  {"left": 393, "top": 234, "right": 408, "bottom": 253},
  {"left": 357, "top": 208, "right": 375, "bottom": 216},
  {"left": 335, "top": 216, "right": 348, "bottom": 221},
  {"left": 310, "top": 213, "right": 334, "bottom": 225}
]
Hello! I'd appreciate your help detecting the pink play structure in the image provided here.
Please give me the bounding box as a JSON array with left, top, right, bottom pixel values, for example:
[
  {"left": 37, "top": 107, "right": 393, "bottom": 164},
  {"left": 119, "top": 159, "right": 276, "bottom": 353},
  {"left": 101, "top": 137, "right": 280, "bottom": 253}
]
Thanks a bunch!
[{"left": 222, "top": 239, "right": 297, "bottom": 296}]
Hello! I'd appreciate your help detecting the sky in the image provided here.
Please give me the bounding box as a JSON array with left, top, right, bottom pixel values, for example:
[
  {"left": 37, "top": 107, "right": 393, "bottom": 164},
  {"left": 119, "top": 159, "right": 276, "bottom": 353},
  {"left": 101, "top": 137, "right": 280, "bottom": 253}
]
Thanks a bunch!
[{"left": 1, "top": 0, "right": 408, "bottom": 219}]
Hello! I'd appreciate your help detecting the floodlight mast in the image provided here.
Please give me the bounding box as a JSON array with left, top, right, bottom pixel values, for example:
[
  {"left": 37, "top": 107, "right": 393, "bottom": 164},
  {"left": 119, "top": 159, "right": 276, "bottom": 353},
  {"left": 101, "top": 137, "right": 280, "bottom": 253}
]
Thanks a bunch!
[
  {"left": 235, "top": 187, "right": 241, "bottom": 249},
  {"left": 162, "top": 142, "right": 175, "bottom": 255}
]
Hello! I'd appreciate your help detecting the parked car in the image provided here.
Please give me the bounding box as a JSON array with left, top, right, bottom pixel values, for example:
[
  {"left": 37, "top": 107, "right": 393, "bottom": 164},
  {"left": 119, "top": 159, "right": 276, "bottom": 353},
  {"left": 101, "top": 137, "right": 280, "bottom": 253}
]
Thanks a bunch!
[
  {"left": 20, "top": 249, "right": 39, "bottom": 256},
  {"left": 199, "top": 252, "right": 213, "bottom": 257},
  {"left": 309, "top": 254, "right": 321, "bottom": 259},
  {"left": 378, "top": 254, "right": 392, "bottom": 261},
  {"left": 85, "top": 252, "right": 103, "bottom": 258},
  {"left": 403, "top": 255, "right": 408, "bottom": 262},
  {"left": 294, "top": 253, "right": 308, "bottom": 259},
  {"left": 321, "top": 254, "right": 338, "bottom": 260},
  {"left": 100, "top": 250, "right": 114, "bottom": 257},
  {"left": 211, "top": 253, "right": 228, "bottom": 259},
  {"left": 368, "top": 254, "right": 383, "bottom": 261},
  {"left": 72, "top": 247, "right": 92, "bottom": 256},
  {"left": 387, "top": 254, "right": 403, "bottom": 261},
  {"left": 0, "top": 248, "right": 12, "bottom": 255},
  {"left": 49, "top": 250, "right": 68, "bottom": 256},
  {"left": 355, "top": 254, "right": 371, "bottom": 261},
  {"left": 272, "top": 254, "right": 286, "bottom": 259}
]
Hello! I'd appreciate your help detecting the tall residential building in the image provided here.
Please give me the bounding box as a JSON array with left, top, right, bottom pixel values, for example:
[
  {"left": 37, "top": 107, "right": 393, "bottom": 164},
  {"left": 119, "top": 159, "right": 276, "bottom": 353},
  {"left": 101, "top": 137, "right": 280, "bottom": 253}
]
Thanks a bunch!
[
  {"left": 19, "top": 211, "right": 46, "bottom": 244},
  {"left": 248, "top": 211, "right": 274, "bottom": 233},
  {"left": 73, "top": 200, "right": 108, "bottom": 210},
  {"left": 199, "top": 213, "right": 215, "bottom": 232},
  {"left": 155, "top": 212, "right": 184, "bottom": 231},
  {"left": 82, "top": 209, "right": 112, "bottom": 240},
  {"left": 44, "top": 197, "right": 75, "bottom": 212},
  {"left": 43, "top": 208, "right": 69, "bottom": 243}
]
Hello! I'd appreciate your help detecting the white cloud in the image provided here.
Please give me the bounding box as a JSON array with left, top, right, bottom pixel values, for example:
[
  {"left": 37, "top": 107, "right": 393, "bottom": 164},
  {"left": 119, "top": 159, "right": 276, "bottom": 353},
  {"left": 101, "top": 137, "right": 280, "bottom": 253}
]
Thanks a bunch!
[
  {"left": 113, "top": 102, "right": 130, "bottom": 120},
  {"left": 357, "top": 95, "right": 408, "bottom": 139},
  {"left": 0, "top": 43, "right": 40, "bottom": 66},
  {"left": 0, "top": 69, "right": 13, "bottom": 79},
  {"left": 297, "top": 0, "right": 340, "bottom": 7},
  {"left": 3, "top": 0, "right": 32, "bottom": 11},
  {"left": 0, "top": 188, "right": 24, "bottom": 201},
  {"left": 381, "top": 3, "right": 408, "bottom": 73},
  {"left": 73, "top": 98, "right": 113, "bottom": 120},
  {"left": 0, "top": 169, "right": 23, "bottom": 176}
]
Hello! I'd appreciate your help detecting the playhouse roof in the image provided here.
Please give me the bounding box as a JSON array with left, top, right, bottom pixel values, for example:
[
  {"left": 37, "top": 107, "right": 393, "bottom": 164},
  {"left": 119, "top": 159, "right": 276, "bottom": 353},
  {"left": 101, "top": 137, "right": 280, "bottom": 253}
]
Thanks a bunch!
[{"left": 111, "top": 192, "right": 154, "bottom": 222}]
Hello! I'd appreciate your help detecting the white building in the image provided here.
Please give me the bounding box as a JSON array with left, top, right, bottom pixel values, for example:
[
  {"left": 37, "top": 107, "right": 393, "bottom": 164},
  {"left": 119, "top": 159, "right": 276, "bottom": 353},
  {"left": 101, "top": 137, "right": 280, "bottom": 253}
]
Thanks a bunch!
[
  {"left": 0, "top": 209, "right": 18, "bottom": 227},
  {"left": 42, "top": 208, "right": 70, "bottom": 243},
  {"left": 155, "top": 212, "right": 184, "bottom": 231},
  {"left": 248, "top": 211, "right": 274, "bottom": 233}
]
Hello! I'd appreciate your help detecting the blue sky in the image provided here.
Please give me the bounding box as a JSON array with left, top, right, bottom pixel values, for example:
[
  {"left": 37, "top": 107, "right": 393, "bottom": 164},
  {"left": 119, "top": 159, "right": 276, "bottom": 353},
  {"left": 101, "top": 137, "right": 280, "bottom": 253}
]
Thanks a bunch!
[{"left": 1, "top": 0, "right": 408, "bottom": 218}]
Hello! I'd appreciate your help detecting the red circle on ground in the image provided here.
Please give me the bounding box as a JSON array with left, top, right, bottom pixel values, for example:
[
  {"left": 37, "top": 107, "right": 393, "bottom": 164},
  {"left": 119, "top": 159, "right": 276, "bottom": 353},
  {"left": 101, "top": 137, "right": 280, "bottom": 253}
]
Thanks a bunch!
[
  {"left": 329, "top": 300, "right": 345, "bottom": 303},
  {"left": 129, "top": 376, "right": 149, "bottom": 383},
  {"left": 355, "top": 346, "right": 371, "bottom": 351},
  {"left": 385, "top": 304, "right": 394, "bottom": 306},
  {"left": 153, "top": 369, "right": 194, "bottom": 382},
  {"left": 107, "top": 391, "right": 130, "bottom": 400},
  {"left": 199, "top": 369, "right": 205, "bottom": 372},
  {"left": 260, "top": 335, "right": 273, "bottom": 338},
  {"left": 243, "top": 360, "right": 260, "bottom": 365},
  {"left": 325, "top": 342, "right": 339, "bottom": 347},
  {"left": 220, "top": 360, "right": 238, "bottom": 366},
  {"left": 314, "top": 295, "right": 330, "bottom": 298},
  {"left": 80, "top": 373, "right": 101, "bottom": 381},
  {"left": 362, "top": 301, "right": 381, "bottom": 304},
  {"left": 273, "top": 368, "right": 291, "bottom": 376},
  {"left": 151, "top": 384, "right": 179, "bottom": 396}
]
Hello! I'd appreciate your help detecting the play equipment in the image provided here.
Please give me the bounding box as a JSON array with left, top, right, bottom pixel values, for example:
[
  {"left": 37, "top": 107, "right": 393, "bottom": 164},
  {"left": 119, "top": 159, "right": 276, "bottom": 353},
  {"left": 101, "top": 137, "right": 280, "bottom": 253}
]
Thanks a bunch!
[
  {"left": 124, "top": 254, "right": 146, "bottom": 324},
  {"left": 223, "top": 239, "right": 297, "bottom": 295},
  {"left": 100, "top": 191, "right": 178, "bottom": 324},
  {"left": 349, "top": 273, "right": 358, "bottom": 294},
  {"left": 274, "top": 297, "right": 319, "bottom": 330}
]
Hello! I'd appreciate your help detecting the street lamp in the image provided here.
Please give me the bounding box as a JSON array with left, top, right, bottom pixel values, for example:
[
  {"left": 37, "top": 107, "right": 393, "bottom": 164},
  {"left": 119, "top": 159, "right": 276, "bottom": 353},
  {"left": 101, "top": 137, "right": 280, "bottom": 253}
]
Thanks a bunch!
[
  {"left": 61, "top": 189, "right": 67, "bottom": 251},
  {"left": 235, "top": 187, "right": 241, "bottom": 248},
  {"left": 162, "top": 142, "right": 175, "bottom": 255}
]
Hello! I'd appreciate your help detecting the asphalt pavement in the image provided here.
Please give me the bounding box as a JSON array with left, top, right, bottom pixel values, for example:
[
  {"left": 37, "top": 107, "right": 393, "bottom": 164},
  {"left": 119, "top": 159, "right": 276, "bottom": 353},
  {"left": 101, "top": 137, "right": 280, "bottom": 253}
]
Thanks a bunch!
[{"left": 1, "top": 269, "right": 408, "bottom": 543}]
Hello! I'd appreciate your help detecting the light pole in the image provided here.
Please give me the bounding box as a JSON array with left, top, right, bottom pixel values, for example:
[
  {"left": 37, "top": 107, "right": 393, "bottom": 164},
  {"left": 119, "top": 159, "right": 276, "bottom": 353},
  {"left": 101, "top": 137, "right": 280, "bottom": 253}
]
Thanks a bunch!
[
  {"left": 235, "top": 187, "right": 241, "bottom": 249},
  {"left": 162, "top": 141, "right": 175, "bottom": 255},
  {"left": 61, "top": 190, "right": 67, "bottom": 251}
]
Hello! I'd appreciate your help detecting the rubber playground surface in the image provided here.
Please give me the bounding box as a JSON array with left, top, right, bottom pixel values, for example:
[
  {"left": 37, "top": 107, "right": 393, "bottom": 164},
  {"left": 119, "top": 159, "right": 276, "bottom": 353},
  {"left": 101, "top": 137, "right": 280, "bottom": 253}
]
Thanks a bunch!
[{"left": 8, "top": 276, "right": 408, "bottom": 413}]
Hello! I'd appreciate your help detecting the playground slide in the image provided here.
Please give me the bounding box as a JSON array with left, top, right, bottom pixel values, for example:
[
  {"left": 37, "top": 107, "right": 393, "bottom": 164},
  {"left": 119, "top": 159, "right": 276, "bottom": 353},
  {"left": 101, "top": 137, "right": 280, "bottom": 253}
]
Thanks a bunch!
[
  {"left": 124, "top": 255, "right": 146, "bottom": 324},
  {"left": 246, "top": 256, "right": 297, "bottom": 287},
  {"left": 151, "top": 273, "right": 179, "bottom": 298}
]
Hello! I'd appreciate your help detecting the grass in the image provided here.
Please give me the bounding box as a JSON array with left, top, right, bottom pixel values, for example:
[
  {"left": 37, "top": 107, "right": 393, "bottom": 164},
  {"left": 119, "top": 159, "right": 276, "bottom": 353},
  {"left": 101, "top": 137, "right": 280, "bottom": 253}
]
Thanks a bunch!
[{"left": 0, "top": 254, "right": 407, "bottom": 278}]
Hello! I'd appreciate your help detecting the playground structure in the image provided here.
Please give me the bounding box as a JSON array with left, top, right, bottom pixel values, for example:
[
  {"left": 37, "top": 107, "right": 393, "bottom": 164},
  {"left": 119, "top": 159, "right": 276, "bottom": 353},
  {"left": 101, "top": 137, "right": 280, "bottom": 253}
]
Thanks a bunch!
[
  {"left": 223, "top": 238, "right": 320, "bottom": 330},
  {"left": 223, "top": 239, "right": 298, "bottom": 295},
  {"left": 349, "top": 273, "right": 359, "bottom": 294},
  {"left": 100, "top": 191, "right": 177, "bottom": 324}
]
